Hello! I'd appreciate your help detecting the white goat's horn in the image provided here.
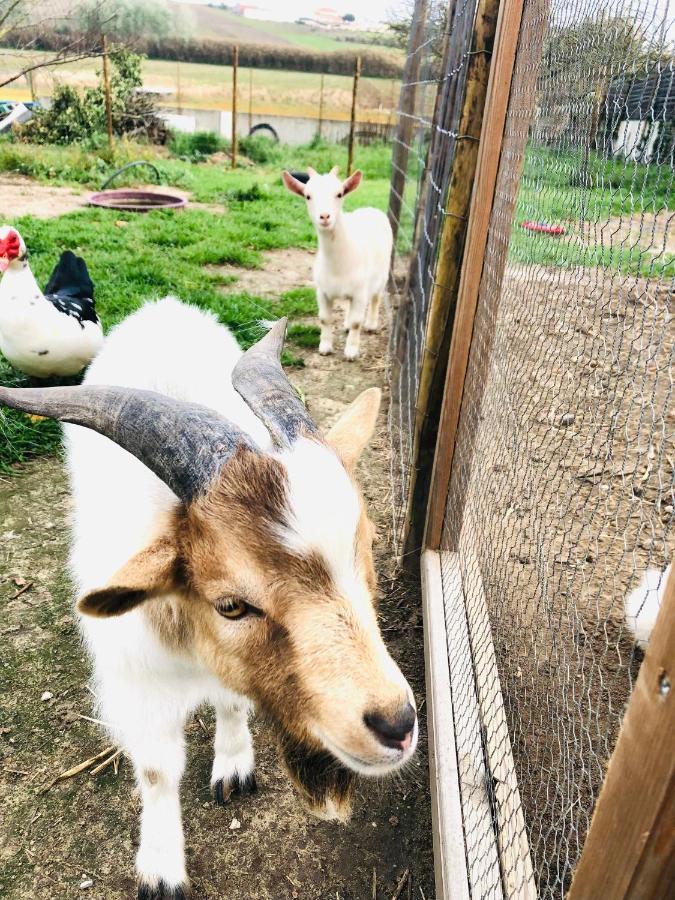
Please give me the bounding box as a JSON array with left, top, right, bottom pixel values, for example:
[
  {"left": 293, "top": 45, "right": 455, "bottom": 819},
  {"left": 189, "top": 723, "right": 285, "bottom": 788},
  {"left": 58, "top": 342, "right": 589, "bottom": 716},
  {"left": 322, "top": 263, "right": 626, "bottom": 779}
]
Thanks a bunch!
[
  {"left": 232, "top": 318, "right": 319, "bottom": 447},
  {"left": 0, "top": 385, "right": 256, "bottom": 502}
]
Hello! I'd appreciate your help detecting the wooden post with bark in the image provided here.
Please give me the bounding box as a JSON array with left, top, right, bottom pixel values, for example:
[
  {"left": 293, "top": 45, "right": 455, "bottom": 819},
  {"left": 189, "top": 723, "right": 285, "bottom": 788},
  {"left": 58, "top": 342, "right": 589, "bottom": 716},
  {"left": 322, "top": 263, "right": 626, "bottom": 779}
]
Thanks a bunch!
[
  {"left": 387, "top": 0, "right": 429, "bottom": 247},
  {"left": 231, "top": 45, "right": 239, "bottom": 170},
  {"left": 101, "top": 34, "right": 114, "bottom": 152},
  {"left": 347, "top": 56, "right": 361, "bottom": 176},
  {"left": 403, "top": 0, "right": 503, "bottom": 557},
  {"left": 318, "top": 73, "right": 325, "bottom": 139},
  {"left": 248, "top": 68, "right": 253, "bottom": 133}
]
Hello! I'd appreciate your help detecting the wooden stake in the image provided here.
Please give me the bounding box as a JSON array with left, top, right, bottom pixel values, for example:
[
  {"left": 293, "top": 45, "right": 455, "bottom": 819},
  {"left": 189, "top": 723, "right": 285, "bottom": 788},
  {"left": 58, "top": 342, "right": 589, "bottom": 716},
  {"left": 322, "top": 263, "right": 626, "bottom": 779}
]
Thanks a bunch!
[
  {"left": 231, "top": 45, "right": 239, "bottom": 169},
  {"left": 176, "top": 60, "right": 182, "bottom": 114},
  {"left": 347, "top": 55, "right": 361, "bottom": 176},
  {"left": 568, "top": 561, "right": 675, "bottom": 899},
  {"left": 423, "top": 0, "right": 539, "bottom": 551},
  {"left": 318, "top": 72, "right": 325, "bottom": 139},
  {"left": 101, "top": 34, "right": 113, "bottom": 151},
  {"left": 248, "top": 67, "right": 253, "bottom": 133}
]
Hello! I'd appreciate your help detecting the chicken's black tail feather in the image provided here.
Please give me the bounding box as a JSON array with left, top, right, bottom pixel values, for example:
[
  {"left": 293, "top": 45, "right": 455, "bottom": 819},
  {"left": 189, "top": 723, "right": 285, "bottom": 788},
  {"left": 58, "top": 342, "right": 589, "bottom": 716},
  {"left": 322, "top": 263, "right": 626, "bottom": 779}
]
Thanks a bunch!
[{"left": 45, "top": 250, "right": 94, "bottom": 303}]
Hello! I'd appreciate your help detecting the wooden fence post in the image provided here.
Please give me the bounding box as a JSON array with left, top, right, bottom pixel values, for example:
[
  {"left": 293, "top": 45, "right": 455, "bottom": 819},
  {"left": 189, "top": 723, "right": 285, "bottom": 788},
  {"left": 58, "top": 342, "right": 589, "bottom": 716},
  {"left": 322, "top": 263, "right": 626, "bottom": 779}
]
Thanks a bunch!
[
  {"left": 176, "top": 60, "right": 182, "bottom": 114},
  {"left": 101, "top": 34, "right": 114, "bottom": 152},
  {"left": 248, "top": 67, "right": 253, "bottom": 133},
  {"left": 387, "top": 0, "right": 429, "bottom": 247},
  {"left": 402, "top": 0, "right": 503, "bottom": 558},
  {"left": 347, "top": 56, "right": 361, "bottom": 175},
  {"left": 318, "top": 73, "right": 325, "bottom": 139},
  {"left": 568, "top": 561, "right": 675, "bottom": 899},
  {"left": 423, "top": 0, "right": 544, "bottom": 551},
  {"left": 231, "top": 45, "right": 239, "bottom": 169}
]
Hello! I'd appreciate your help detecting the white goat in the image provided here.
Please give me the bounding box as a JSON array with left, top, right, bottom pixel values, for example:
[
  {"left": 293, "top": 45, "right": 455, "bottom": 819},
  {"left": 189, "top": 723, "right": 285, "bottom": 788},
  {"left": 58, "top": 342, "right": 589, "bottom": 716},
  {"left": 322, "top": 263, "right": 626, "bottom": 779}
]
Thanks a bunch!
[
  {"left": 0, "top": 297, "right": 417, "bottom": 900},
  {"left": 624, "top": 562, "right": 671, "bottom": 649},
  {"left": 282, "top": 167, "right": 393, "bottom": 360}
]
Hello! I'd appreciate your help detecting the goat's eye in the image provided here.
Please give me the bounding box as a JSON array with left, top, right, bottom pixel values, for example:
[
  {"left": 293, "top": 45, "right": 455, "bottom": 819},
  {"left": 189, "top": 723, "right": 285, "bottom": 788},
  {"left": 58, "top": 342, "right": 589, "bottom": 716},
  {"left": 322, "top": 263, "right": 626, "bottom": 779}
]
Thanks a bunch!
[
  {"left": 337, "top": 192, "right": 343, "bottom": 198},
  {"left": 216, "top": 598, "right": 249, "bottom": 620}
]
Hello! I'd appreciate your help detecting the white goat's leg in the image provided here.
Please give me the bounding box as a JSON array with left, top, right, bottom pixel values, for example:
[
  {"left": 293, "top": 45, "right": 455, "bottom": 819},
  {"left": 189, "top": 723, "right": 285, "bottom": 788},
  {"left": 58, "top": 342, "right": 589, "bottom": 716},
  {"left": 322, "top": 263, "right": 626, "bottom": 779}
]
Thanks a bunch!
[
  {"left": 343, "top": 300, "right": 351, "bottom": 333},
  {"left": 344, "top": 289, "right": 368, "bottom": 360},
  {"left": 317, "top": 288, "right": 334, "bottom": 355},
  {"left": 125, "top": 715, "right": 189, "bottom": 899},
  {"left": 211, "top": 700, "right": 257, "bottom": 804},
  {"left": 364, "top": 291, "right": 383, "bottom": 333}
]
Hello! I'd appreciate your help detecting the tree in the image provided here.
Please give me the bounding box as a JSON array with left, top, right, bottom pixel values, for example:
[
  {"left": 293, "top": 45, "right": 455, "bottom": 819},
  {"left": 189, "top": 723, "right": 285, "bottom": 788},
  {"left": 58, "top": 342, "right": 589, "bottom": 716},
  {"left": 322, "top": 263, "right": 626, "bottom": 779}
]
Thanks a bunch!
[
  {"left": 76, "top": 0, "right": 173, "bottom": 43},
  {"left": 0, "top": 0, "right": 108, "bottom": 90},
  {"left": 342, "top": 13, "right": 355, "bottom": 22}
]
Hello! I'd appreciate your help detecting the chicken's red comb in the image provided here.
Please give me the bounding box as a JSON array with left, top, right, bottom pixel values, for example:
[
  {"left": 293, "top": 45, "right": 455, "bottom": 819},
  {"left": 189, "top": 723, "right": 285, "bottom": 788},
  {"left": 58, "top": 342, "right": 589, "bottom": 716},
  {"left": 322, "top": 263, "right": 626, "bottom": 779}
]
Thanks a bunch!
[{"left": 0, "top": 229, "right": 21, "bottom": 258}]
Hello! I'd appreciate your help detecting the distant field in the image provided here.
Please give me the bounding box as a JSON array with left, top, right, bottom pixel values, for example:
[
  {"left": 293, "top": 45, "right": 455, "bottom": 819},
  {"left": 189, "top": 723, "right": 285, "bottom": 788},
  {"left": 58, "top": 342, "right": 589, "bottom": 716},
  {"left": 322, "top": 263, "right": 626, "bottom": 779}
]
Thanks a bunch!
[
  {"left": 1, "top": 51, "right": 400, "bottom": 122},
  {"left": 179, "top": 5, "right": 401, "bottom": 57}
]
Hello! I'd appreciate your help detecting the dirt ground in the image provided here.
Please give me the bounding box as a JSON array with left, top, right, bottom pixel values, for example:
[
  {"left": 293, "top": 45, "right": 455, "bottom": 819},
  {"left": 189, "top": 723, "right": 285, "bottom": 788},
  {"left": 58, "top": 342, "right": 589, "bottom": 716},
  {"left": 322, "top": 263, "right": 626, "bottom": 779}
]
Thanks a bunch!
[
  {"left": 0, "top": 177, "right": 225, "bottom": 219},
  {"left": 0, "top": 247, "right": 434, "bottom": 899}
]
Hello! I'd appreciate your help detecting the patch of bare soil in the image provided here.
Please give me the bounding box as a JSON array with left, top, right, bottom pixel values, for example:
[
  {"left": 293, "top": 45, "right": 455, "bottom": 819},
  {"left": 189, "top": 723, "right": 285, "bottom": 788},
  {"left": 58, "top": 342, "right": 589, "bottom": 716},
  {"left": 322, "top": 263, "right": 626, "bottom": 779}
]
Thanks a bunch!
[
  {"left": 0, "top": 175, "right": 89, "bottom": 219},
  {"left": 212, "top": 247, "right": 315, "bottom": 297},
  {"left": 573, "top": 209, "right": 675, "bottom": 261},
  {"left": 0, "top": 261, "right": 433, "bottom": 898}
]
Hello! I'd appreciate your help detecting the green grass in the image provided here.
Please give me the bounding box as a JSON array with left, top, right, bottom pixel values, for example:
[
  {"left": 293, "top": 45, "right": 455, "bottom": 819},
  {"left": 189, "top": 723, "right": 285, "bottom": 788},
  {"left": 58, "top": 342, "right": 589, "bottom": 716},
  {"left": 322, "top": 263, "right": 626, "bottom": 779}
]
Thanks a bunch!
[
  {"left": 0, "top": 138, "right": 391, "bottom": 471},
  {"left": 512, "top": 146, "right": 674, "bottom": 278}
]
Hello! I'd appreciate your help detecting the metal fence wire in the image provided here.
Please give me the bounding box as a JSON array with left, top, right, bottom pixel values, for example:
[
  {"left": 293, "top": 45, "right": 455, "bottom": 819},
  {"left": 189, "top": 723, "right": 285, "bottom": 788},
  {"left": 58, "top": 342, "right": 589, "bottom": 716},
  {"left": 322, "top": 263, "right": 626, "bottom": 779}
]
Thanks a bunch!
[{"left": 389, "top": 0, "right": 674, "bottom": 896}]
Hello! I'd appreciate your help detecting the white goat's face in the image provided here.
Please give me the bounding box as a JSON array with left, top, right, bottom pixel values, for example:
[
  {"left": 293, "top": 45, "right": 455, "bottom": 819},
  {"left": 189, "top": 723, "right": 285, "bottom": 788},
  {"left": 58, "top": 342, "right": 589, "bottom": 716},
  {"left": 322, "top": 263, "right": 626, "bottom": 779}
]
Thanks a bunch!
[
  {"left": 283, "top": 166, "right": 362, "bottom": 233},
  {"left": 77, "top": 390, "right": 417, "bottom": 791}
]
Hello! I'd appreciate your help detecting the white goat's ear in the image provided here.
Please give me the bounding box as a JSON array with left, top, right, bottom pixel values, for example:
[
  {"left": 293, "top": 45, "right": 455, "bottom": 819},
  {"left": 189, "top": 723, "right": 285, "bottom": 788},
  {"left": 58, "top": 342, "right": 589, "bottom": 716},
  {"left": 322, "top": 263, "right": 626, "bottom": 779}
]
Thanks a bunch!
[
  {"left": 326, "top": 387, "right": 381, "bottom": 470},
  {"left": 342, "top": 170, "right": 362, "bottom": 196},
  {"left": 307, "top": 166, "right": 318, "bottom": 177},
  {"left": 329, "top": 165, "right": 340, "bottom": 177},
  {"left": 77, "top": 535, "right": 179, "bottom": 618},
  {"left": 282, "top": 170, "right": 307, "bottom": 197}
]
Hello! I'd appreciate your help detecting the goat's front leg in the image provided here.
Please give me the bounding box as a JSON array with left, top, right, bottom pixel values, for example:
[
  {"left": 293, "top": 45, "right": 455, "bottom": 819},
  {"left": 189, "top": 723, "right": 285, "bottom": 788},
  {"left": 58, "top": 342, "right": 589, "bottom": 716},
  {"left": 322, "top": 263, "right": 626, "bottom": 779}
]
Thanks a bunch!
[
  {"left": 344, "top": 289, "right": 368, "bottom": 360},
  {"left": 317, "top": 288, "right": 334, "bottom": 355},
  {"left": 125, "top": 718, "right": 189, "bottom": 899},
  {"left": 211, "top": 699, "right": 257, "bottom": 804},
  {"left": 364, "top": 291, "right": 383, "bottom": 333}
]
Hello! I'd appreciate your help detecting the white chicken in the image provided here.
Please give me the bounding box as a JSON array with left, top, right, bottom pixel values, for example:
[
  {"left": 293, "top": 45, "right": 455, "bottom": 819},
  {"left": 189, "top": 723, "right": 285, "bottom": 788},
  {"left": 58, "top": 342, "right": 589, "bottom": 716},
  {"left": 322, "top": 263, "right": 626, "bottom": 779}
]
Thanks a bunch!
[{"left": 0, "top": 226, "right": 103, "bottom": 378}]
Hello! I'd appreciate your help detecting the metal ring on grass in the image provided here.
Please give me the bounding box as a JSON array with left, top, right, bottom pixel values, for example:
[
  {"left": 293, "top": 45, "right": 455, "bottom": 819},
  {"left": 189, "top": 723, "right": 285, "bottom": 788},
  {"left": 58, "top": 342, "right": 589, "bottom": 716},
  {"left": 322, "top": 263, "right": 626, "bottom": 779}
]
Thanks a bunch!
[{"left": 88, "top": 190, "right": 187, "bottom": 212}]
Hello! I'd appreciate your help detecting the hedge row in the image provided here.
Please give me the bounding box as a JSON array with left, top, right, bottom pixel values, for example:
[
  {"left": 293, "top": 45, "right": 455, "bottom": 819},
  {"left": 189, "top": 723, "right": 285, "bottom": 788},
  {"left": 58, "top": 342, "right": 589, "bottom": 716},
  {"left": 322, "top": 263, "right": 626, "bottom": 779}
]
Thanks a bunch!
[{"left": 3, "top": 30, "right": 403, "bottom": 79}]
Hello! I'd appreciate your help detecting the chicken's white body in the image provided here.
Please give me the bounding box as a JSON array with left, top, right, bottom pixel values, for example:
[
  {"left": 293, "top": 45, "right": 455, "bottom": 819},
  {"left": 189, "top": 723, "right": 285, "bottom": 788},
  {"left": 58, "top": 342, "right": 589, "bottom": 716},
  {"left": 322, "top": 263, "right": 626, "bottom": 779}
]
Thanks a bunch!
[{"left": 0, "top": 250, "right": 103, "bottom": 378}]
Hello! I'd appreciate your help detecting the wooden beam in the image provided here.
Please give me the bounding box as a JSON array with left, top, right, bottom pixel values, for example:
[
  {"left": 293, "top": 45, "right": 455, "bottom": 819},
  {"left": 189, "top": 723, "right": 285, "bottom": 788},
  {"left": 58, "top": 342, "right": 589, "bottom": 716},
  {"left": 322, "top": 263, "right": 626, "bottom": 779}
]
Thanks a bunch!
[
  {"left": 403, "top": 0, "right": 501, "bottom": 558},
  {"left": 101, "top": 34, "right": 113, "bottom": 152},
  {"left": 568, "top": 560, "right": 675, "bottom": 900},
  {"left": 347, "top": 56, "right": 361, "bottom": 176},
  {"left": 423, "top": 0, "right": 530, "bottom": 550},
  {"left": 231, "top": 45, "right": 239, "bottom": 169},
  {"left": 420, "top": 551, "right": 470, "bottom": 900}
]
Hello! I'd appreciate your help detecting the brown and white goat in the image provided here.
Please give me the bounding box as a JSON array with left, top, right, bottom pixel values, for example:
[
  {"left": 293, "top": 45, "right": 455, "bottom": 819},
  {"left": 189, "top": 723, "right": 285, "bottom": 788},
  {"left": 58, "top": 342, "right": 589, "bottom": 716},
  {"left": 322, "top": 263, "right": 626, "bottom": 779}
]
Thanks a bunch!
[{"left": 0, "top": 298, "right": 417, "bottom": 899}]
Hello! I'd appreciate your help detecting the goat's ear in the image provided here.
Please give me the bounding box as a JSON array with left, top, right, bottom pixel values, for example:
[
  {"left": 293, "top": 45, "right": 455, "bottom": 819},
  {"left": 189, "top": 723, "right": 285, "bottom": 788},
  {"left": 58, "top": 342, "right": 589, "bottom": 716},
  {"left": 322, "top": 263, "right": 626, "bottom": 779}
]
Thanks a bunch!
[
  {"left": 307, "top": 166, "right": 318, "bottom": 178},
  {"left": 282, "top": 170, "right": 306, "bottom": 197},
  {"left": 326, "top": 387, "right": 381, "bottom": 470},
  {"left": 342, "top": 170, "right": 362, "bottom": 196},
  {"left": 329, "top": 165, "right": 340, "bottom": 177},
  {"left": 77, "top": 536, "right": 180, "bottom": 618}
]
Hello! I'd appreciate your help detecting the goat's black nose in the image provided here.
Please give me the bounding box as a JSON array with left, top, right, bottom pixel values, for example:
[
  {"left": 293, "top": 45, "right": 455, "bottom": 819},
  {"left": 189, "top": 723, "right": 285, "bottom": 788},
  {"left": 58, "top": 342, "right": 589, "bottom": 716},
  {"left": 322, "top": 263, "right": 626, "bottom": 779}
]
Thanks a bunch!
[{"left": 364, "top": 702, "right": 416, "bottom": 750}]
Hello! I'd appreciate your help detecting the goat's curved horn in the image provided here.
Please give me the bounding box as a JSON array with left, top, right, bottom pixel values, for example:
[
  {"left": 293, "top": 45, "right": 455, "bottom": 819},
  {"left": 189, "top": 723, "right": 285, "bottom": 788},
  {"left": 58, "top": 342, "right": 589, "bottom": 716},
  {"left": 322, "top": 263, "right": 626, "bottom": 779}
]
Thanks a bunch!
[
  {"left": 232, "top": 318, "right": 319, "bottom": 447},
  {"left": 0, "top": 385, "right": 256, "bottom": 502}
]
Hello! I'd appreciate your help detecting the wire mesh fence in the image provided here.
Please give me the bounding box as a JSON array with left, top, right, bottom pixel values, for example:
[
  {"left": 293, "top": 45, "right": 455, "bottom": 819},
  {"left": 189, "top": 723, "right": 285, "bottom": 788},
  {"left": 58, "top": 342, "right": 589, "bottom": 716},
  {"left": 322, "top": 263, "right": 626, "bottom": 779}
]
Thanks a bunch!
[{"left": 389, "top": 0, "right": 673, "bottom": 895}]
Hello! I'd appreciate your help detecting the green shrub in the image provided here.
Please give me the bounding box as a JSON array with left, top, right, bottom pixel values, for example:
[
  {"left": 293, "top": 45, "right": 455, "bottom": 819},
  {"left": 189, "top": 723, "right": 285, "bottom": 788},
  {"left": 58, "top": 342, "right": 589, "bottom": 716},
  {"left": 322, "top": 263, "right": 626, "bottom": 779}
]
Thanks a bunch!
[
  {"left": 238, "top": 135, "right": 281, "bottom": 165},
  {"left": 169, "top": 131, "right": 227, "bottom": 161}
]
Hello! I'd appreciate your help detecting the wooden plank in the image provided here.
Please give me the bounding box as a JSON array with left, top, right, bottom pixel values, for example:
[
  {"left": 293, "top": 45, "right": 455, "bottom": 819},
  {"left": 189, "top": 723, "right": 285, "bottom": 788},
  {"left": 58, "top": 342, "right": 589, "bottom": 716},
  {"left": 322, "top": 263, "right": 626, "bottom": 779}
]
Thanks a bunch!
[
  {"left": 568, "top": 559, "right": 675, "bottom": 900},
  {"left": 456, "top": 526, "right": 537, "bottom": 898},
  {"left": 420, "top": 551, "right": 471, "bottom": 900},
  {"left": 438, "top": 551, "right": 504, "bottom": 897},
  {"left": 423, "top": 0, "right": 528, "bottom": 551}
]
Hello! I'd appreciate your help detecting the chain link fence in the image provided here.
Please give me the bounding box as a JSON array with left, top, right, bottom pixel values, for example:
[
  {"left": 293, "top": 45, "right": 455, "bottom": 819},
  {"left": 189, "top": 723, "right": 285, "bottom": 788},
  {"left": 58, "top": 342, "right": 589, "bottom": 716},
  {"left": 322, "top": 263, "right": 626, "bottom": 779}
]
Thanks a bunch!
[{"left": 389, "top": 0, "right": 673, "bottom": 895}]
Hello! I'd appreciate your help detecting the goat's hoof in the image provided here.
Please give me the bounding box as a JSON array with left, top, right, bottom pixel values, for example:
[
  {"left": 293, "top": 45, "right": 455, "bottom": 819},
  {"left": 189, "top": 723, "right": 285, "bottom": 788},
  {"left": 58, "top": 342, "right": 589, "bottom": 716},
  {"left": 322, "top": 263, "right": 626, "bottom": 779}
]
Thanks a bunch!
[
  {"left": 137, "top": 879, "right": 190, "bottom": 900},
  {"left": 318, "top": 343, "right": 334, "bottom": 356},
  {"left": 213, "top": 771, "right": 257, "bottom": 806},
  {"left": 344, "top": 349, "right": 359, "bottom": 361},
  {"left": 364, "top": 324, "right": 379, "bottom": 334}
]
